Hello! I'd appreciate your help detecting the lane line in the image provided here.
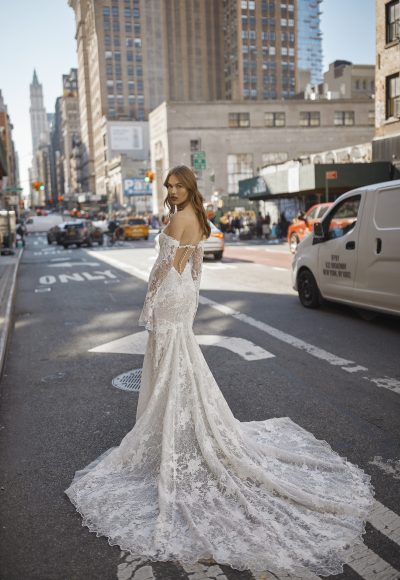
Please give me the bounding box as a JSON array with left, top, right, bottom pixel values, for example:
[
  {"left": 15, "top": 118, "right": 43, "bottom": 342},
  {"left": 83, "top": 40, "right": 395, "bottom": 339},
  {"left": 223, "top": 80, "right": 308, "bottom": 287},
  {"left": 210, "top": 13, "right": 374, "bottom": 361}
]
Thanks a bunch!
[
  {"left": 87, "top": 251, "right": 400, "bottom": 396},
  {"left": 369, "top": 500, "right": 400, "bottom": 544}
]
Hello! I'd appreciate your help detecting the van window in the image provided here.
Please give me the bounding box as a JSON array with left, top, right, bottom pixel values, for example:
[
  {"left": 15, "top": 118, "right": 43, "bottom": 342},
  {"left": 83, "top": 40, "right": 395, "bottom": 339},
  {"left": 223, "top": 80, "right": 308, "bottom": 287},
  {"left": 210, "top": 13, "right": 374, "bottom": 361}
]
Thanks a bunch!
[
  {"left": 374, "top": 188, "right": 400, "bottom": 229},
  {"left": 325, "top": 195, "right": 361, "bottom": 240}
]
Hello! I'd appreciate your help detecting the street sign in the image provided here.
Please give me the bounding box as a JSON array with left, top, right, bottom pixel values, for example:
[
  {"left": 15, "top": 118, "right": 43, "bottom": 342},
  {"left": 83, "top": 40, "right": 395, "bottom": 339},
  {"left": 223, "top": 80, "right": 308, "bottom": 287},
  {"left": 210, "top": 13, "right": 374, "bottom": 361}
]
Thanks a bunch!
[
  {"left": 124, "top": 178, "right": 152, "bottom": 196},
  {"left": 325, "top": 171, "right": 338, "bottom": 180},
  {"left": 192, "top": 151, "right": 206, "bottom": 170}
]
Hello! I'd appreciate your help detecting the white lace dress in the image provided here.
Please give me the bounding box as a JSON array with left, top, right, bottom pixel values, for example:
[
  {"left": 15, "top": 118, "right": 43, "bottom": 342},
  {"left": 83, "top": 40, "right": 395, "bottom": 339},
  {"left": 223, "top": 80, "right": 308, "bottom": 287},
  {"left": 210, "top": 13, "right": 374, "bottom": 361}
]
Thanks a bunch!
[{"left": 65, "top": 231, "right": 374, "bottom": 576}]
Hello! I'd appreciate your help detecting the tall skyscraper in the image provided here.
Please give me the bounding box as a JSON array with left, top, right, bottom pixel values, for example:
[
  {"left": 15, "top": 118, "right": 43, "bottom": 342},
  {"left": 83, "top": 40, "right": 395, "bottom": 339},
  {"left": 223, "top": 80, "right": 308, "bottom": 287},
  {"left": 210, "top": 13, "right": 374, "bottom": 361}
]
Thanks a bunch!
[
  {"left": 29, "top": 70, "right": 50, "bottom": 161},
  {"left": 224, "top": 0, "right": 298, "bottom": 100},
  {"left": 297, "top": 0, "right": 323, "bottom": 88},
  {"left": 69, "top": 0, "right": 323, "bottom": 195}
]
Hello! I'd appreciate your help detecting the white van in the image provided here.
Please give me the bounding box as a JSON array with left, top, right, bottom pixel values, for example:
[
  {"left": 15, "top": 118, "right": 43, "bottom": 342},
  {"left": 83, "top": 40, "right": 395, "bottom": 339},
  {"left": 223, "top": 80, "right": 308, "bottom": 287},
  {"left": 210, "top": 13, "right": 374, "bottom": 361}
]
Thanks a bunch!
[{"left": 292, "top": 179, "right": 400, "bottom": 317}]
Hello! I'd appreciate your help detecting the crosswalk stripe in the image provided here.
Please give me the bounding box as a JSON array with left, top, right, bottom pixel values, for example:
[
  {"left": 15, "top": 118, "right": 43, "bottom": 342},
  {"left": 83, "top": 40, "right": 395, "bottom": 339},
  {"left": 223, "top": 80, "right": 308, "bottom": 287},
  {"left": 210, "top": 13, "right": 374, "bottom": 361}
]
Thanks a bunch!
[
  {"left": 346, "top": 543, "right": 400, "bottom": 579},
  {"left": 369, "top": 500, "right": 400, "bottom": 546}
]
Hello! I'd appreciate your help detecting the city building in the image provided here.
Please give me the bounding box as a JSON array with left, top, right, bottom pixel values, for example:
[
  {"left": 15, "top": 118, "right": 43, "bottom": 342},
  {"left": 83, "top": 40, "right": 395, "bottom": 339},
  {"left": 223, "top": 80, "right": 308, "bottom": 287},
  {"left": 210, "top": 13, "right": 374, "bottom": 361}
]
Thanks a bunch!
[
  {"left": 224, "top": 0, "right": 299, "bottom": 100},
  {"left": 322, "top": 61, "right": 375, "bottom": 100},
  {"left": 0, "top": 90, "right": 19, "bottom": 191},
  {"left": 297, "top": 0, "right": 323, "bottom": 90},
  {"left": 69, "top": 0, "right": 324, "bottom": 197},
  {"left": 60, "top": 69, "right": 82, "bottom": 202},
  {"left": 373, "top": 0, "right": 400, "bottom": 174},
  {"left": 29, "top": 70, "right": 50, "bottom": 172},
  {"left": 148, "top": 99, "right": 376, "bottom": 216}
]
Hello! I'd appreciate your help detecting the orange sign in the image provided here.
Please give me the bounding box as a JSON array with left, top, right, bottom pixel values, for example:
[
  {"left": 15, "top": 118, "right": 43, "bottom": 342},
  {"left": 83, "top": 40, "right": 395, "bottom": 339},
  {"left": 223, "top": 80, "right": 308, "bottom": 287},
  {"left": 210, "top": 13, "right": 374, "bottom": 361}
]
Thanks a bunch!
[{"left": 325, "top": 171, "right": 337, "bottom": 180}]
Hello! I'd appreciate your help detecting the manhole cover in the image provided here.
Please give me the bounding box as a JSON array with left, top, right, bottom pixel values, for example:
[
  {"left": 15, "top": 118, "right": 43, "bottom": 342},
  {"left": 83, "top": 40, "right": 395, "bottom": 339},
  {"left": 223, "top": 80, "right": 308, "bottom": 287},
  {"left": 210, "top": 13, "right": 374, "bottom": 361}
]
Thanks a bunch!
[{"left": 112, "top": 368, "right": 142, "bottom": 392}]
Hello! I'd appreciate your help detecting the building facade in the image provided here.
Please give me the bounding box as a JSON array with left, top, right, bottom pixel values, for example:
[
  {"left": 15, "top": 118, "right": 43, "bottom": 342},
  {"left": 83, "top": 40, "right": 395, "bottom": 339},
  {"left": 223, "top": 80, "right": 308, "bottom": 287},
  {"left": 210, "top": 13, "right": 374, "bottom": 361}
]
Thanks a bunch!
[
  {"left": 322, "top": 61, "right": 375, "bottom": 100},
  {"left": 297, "top": 0, "right": 323, "bottom": 89},
  {"left": 224, "top": 0, "right": 298, "bottom": 100},
  {"left": 69, "top": 0, "right": 324, "bottom": 196},
  {"left": 149, "top": 99, "right": 376, "bottom": 216},
  {"left": 29, "top": 70, "right": 50, "bottom": 175},
  {"left": 373, "top": 0, "right": 400, "bottom": 174}
]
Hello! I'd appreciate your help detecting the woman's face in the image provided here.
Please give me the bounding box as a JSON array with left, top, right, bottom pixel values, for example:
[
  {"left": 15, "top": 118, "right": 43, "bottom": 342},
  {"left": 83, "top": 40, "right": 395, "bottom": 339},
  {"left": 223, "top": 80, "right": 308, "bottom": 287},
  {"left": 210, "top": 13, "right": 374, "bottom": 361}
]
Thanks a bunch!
[{"left": 166, "top": 174, "right": 189, "bottom": 206}]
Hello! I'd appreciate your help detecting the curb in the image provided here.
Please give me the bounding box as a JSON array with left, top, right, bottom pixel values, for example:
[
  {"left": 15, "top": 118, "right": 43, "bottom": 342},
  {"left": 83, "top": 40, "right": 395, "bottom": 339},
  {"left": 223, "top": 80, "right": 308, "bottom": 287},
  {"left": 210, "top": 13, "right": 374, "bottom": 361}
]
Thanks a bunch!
[{"left": 0, "top": 249, "right": 23, "bottom": 380}]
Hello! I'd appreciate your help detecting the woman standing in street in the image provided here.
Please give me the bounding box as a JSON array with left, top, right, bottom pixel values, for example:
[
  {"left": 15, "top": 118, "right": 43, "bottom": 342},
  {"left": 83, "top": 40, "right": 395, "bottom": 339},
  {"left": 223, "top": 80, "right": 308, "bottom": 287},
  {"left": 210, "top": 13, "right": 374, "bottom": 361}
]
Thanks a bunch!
[{"left": 66, "top": 165, "right": 373, "bottom": 576}]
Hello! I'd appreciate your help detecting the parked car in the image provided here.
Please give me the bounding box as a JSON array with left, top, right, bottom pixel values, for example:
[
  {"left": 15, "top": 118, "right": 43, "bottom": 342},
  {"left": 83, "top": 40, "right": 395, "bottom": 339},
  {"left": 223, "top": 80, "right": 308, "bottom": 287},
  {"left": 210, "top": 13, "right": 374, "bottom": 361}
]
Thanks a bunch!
[
  {"left": 119, "top": 217, "right": 149, "bottom": 240},
  {"left": 204, "top": 221, "right": 224, "bottom": 260},
  {"left": 287, "top": 203, "right": 332, "bottom": 253},
  {"left": 292, "top": 180, "right": 400, "bottom": 317},
  {"left": 62, "top": 220, "right": 104, "bottom": 248}
]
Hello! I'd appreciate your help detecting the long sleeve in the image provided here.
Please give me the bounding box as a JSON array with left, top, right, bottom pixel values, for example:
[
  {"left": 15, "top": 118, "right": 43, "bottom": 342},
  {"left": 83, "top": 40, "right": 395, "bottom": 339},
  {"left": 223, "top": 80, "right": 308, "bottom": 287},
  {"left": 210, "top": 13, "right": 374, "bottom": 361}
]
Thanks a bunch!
[
  {"left": 139, "top": 235, "right": 179, "bottom": 331},
  {"left": 191, "top": 242, "right": 204, "bottom": 319}
]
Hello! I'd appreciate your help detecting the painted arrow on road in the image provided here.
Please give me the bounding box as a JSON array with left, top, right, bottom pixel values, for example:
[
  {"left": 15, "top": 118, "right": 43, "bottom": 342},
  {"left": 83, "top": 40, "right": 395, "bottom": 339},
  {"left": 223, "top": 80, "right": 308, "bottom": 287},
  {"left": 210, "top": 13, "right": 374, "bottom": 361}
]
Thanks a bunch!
[{"left": 89, "top": 331, "right": 274, "bottom": 361}]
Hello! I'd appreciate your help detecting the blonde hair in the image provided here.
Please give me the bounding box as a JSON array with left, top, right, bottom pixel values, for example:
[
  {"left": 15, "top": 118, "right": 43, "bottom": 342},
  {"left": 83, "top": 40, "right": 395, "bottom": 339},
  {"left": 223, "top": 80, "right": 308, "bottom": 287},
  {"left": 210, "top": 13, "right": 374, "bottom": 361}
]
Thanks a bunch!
[{"left": 163, "top": 165, "right": 211, "bottom": 239}]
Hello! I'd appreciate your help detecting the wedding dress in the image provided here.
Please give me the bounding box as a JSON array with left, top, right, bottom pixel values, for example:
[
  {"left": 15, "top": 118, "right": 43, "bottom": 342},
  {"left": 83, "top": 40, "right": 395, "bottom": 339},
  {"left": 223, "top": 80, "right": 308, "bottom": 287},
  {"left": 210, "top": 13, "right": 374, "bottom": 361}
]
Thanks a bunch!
[{"left": 65, "top": 230, "right": 374, "bottom": 576}]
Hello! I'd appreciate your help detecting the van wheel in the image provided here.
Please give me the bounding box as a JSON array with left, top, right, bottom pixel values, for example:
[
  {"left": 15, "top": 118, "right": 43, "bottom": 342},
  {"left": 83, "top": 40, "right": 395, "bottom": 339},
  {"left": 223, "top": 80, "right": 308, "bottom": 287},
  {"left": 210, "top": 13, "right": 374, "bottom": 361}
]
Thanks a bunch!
[
  {"left": 298, "top": 269, "right": 321, "bottom": 308},
  {"left": 63, "top": 244, "right": 68, "bottom": 249},
  {"left": 289, "top": 233, "right": 299, "bottom": 254}
]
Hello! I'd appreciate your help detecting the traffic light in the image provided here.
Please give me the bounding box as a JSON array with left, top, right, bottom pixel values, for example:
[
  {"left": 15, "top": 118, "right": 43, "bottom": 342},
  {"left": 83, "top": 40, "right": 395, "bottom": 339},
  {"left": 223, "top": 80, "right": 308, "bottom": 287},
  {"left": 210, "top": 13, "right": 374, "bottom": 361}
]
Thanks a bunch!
[
  {"left": 144, "top": 170, "right": 155, "bottom": 183},
  {"left": 32, "top": 181, "right": 45, "bottom": 191}
]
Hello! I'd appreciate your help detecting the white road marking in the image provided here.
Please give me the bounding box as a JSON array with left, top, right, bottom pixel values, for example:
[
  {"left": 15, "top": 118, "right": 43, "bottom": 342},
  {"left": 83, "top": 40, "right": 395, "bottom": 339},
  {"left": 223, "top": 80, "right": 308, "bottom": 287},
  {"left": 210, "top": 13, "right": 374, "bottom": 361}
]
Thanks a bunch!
[
  {"left": 272, "top": 267, "right": 289, "bottom": 272},
  {"left": 346, "top": 542, "right": 400, "bottom": 579},
  {"left": 181, "top": 561, "right": 228, "bottom": 578},
  {"left": 34, "top": 287, "right": 52, "bottom": 293},
  {"left": 117, "top": 554, "right": 154, "bottom": 580},
  {"left": 367, "top": 376, "right": 400, "bottom": 395},
  {"left": 48, "top": 261, "right": 101, "bottom": 267},
  {"left": 369, "top": 458, "right": 400, "bottom": 482},
  {"left": 198, "top": 335, "right": 274, "bottom": 361},
  {"left": 369, "top": 500, "right": 400, "bottom": 545},
  {"left": 39, "top": 269, "right": 117, "bottom": 285},
  {"left": 90, "top": 331, "right": 274, "bottom": 361},
  {"left": 39, "top": 275, "right": 57, "bottom": 285},
  {"left": 50, "top": 257, "right": 72, "bottom": 262},
  {"left": 343, "top": 365, "right": 368, "bottom": 373},
  {"left": 86, "top": 252, "right": 400, "bottom": 397},
  {"left": 203, "top": 263, "right": 237, "bottom": 270}
]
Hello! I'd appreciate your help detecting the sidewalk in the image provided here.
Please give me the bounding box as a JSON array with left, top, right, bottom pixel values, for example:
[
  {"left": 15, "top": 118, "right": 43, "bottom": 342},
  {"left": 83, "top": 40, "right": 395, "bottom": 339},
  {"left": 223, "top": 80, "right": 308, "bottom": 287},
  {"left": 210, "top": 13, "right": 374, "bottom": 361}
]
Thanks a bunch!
[{"left": 0, "top": 250, "right": 22, "bottom": 379}]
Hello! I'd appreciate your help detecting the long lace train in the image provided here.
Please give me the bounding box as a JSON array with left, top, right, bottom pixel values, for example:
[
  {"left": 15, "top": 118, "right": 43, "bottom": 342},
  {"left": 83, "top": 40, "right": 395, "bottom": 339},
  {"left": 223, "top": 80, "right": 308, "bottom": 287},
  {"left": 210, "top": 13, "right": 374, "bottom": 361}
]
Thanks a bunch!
[{"left": 65, "top": 232, "right": 374, "bottom": 576}]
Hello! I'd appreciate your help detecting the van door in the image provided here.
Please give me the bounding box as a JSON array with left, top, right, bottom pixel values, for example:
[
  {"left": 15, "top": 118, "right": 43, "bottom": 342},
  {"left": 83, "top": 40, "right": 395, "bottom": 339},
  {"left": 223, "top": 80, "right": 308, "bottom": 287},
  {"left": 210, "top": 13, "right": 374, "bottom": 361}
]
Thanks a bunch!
[
  {"left": 316, "top": 194, "right": 363, "bottom": 302},
  {"left": 354, "top": 184, "right": 400, "bottom": 313}
]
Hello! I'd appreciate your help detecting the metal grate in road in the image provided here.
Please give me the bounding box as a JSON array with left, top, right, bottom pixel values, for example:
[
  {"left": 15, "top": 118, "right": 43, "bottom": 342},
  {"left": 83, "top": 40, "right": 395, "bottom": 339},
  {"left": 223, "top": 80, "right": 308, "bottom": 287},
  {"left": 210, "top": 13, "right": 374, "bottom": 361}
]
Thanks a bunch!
[{"left": 112, "top": 368, "right": 142, "bottom": 392}]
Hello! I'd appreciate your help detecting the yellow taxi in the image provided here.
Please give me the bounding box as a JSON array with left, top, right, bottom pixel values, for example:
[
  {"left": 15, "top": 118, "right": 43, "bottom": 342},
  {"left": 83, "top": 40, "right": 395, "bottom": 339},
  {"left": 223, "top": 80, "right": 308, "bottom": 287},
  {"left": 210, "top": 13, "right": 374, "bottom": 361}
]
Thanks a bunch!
[{"left": 120, "top": 217, "right": 149, "bottom": 240}]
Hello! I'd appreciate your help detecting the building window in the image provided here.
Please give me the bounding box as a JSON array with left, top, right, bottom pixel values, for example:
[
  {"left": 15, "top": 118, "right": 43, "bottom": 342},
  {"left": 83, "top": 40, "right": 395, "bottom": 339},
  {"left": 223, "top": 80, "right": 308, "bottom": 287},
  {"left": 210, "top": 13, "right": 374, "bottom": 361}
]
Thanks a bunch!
[
  {"left": 103, "top": 7, "right": 110, "bottom": 16},
  {"left": 229, "top": 112, "right": 250, "bottom": 128},
  {"left": 386, "top": 73, "right": 400, "bottom": 118},
  {"left": 299, "top": 111, "right": 320, "bottom": 127},
  {"left": 386, "top": 0, "right": 400, "bottom": 43},
  {"left": 227, "top": 154, "right": 253, "bottom": 194},
  {"left": 334, "top": 111, "right": 355, "bottom": 126},
  {"left": 368, "top": 110, "right": 375, "bottom": 126},
  {"left": 190, "top": 139, "right": 201, "bottom": 151},
  {"left": 264, "top": 112, "right": 285, "bottom": 127},
  {"left": 112, "top": 6, "right": 119, "bottom": 17}
]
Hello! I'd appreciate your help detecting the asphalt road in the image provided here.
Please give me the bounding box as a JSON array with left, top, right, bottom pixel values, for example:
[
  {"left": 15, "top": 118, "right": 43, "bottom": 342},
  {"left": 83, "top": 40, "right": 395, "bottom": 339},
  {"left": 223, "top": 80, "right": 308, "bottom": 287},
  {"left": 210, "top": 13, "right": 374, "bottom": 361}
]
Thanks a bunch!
[{"left": 0, "top": 233, "right": 399, "bottom": 580}]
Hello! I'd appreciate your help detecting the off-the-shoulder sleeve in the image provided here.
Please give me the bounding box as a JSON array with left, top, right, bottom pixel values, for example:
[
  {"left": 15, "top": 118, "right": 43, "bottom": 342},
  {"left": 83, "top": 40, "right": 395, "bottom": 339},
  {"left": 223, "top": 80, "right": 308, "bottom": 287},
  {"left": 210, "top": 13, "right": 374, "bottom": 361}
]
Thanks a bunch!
[
  {"left": 191, "top": 242, "right": 204, "bottom": 319},
  {"left": 139, "top": 234, "right": 179, "bottom": 331}
]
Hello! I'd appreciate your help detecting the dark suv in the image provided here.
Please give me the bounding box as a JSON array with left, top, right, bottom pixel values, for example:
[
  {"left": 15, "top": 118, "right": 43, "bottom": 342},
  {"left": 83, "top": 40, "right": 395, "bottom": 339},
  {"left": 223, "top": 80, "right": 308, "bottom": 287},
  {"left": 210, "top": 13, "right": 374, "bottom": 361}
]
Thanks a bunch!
[{"left": 62, "top": 220, "right": 104, "bottom": 249}]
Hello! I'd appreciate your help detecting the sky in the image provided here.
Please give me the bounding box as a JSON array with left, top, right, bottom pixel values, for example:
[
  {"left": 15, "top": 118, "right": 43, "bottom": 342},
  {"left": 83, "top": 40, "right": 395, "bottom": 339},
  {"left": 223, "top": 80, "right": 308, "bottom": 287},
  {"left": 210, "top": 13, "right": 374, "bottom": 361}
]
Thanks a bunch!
[{"left": 0, "top": 0, "right": 375, "bottom": 197}]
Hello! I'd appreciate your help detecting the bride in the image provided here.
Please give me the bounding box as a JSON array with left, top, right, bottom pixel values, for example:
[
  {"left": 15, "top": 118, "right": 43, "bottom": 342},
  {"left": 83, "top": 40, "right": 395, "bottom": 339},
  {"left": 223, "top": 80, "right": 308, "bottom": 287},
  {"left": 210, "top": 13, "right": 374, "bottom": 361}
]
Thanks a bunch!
[{"left": 66, "top": 165, "right": 374, "bottom": 576}]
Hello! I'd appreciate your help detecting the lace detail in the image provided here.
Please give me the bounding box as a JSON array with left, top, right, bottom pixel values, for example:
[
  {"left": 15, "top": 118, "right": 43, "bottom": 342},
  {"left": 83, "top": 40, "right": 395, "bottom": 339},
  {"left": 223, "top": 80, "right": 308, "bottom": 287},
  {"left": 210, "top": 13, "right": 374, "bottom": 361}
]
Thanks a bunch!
[{"left": 66, "top": 228, "right": 374, "bottom": 576}]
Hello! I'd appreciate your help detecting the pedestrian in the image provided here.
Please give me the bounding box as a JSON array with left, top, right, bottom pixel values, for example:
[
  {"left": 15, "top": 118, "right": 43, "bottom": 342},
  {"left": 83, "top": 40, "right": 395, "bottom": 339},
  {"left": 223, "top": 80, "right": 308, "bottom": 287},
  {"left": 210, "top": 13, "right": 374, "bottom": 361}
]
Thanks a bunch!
[
  {"left": 256, "top": 212, "right": 263, "bottom": 238},
  {"left": 65, "top": 165, "right": 373, "bottom": 576},
  {"left": 16, "top": 222, "right": 25, "bottom": 247}
]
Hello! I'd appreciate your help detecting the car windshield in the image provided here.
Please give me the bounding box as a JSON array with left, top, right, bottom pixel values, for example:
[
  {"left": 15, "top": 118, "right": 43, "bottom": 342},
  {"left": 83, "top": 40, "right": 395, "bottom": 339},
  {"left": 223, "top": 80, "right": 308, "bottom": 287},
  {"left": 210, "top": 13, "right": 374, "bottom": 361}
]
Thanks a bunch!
[
  {"left": 65, "top": 223, "right": 84, "bottom": 229},
  {"left": 318, "top": 206, "right": 330, "bottom": 218},
  {"left": 128, "top": 219, "right": 146, "bottom": 225}
]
